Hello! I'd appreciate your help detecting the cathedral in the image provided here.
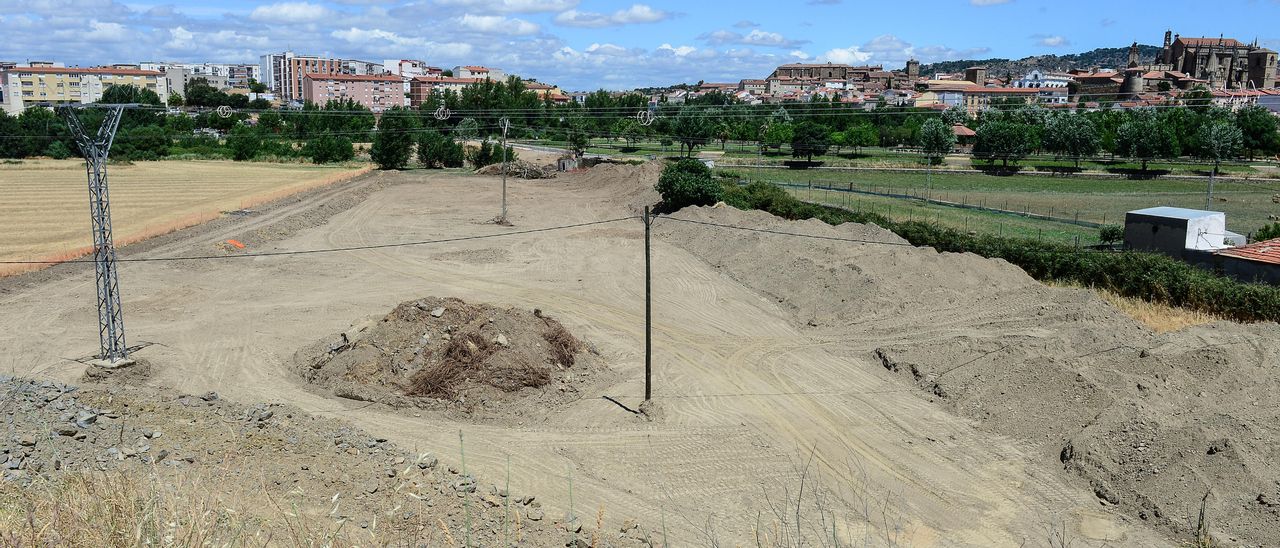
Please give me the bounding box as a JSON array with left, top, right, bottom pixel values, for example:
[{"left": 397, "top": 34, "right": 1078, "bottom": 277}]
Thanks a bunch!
[{"left": 1152, "top": 31, "right": 1277, "bottom": 89}]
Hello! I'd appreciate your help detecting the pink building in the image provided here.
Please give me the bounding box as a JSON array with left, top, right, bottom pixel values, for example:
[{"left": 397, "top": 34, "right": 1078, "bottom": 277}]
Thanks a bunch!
[{"left": 301, "top": 73, "right": 405, "bottom": 112}]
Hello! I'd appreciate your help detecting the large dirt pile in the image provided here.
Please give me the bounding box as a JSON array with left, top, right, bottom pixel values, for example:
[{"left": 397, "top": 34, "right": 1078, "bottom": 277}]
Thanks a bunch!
[
  {"left": 556, "top": 161, "right": 663, "bottom": 215},
  {"left": 296, "top": 297, "right": 606, "bottom": 420},
  {"left": 656, "top": 205, "right": 1280, "bottom": 546},
  {"left": 0, "top": 376, "right": 654, "bottom": 545}
]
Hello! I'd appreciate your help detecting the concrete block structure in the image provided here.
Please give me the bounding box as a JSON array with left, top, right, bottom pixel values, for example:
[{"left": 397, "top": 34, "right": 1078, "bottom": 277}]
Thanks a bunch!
[{"left": 302, "top": 73, "right": 405, "bottom": 112}]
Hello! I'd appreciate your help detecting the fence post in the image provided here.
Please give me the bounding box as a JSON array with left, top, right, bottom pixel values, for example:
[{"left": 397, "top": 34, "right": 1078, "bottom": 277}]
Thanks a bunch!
[{"left": 643, "top": 206, "right": 652, "bottom": 402}]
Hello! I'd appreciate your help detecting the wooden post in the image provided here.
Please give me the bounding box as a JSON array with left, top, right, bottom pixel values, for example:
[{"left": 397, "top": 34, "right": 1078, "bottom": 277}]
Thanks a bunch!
[{"left": 643, "top": 206, "right": 652, "bottom": 401}]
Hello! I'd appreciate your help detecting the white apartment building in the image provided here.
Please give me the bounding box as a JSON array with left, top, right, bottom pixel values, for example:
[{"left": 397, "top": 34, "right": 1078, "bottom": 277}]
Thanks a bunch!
[{"left": 1, "top": 64, "right": 168, "bottom": 114}]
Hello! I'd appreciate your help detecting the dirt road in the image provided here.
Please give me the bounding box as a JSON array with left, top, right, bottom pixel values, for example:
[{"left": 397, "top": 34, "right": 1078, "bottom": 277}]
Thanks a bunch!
[{"left": 0, "top": 166, "right": 1171, "bottom": 545}]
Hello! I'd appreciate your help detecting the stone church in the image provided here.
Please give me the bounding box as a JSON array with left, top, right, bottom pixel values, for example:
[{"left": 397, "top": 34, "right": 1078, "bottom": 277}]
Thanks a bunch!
[{"left": 1153, "top": 31, "right": 1277, "bottom": 89}]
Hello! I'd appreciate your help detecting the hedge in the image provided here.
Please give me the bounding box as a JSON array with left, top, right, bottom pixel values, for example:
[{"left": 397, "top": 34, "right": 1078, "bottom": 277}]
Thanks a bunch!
[{"left": 721, "top": 181, "right": 1280, "bottom": 323}]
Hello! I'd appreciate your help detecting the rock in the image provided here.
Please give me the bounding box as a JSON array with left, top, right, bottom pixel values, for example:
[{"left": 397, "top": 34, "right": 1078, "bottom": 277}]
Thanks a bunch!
[
  {"left": 417, "top": 453, "right": 438, "bottom": 469},
  {"left": 54, "top": 426, "right": 78, "bottom": 437},
  {"left": 562, "top": 519, "right": 583, "bottom": 534},
  {"left": 17, "top": 436, "right": 35, "bottom": 447},
  {"left": 363, "top": 481, "right": 380, "bottom": 494},
  {"left": 567, "top": 539, "right": 588, "bottom": 548},
  {"left": 495, "top": 334, "right": 510, "bottom": 347},
  {"left": 200, "top": 392, "right": 219, "bottom": 402},
  {"left": 525, "top": 507, "right": 544, "bottom": 521},
  {"left": 430, "top": 307, "right": 446, "bottom": 318},
  {"left": 451, "top": 475, "right": 477, "bottom": 493},
  {"left": 518, "top": 495, "right": 535, "bottom": 506}
]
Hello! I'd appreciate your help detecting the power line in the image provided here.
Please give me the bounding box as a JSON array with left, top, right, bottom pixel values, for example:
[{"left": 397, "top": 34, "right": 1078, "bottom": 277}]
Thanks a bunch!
[{"left": 0, "top": 216, "right": 638, "bottom": 265}]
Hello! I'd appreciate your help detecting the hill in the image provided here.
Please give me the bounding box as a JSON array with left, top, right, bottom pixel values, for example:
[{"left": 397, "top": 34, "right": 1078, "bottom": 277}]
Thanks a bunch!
[{"left": 919, "top": 45, "right": 1163, "bottom": 79}]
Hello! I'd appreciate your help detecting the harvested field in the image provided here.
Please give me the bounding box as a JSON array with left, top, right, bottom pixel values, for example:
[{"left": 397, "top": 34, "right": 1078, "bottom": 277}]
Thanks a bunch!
[
  {"left": 0, "top": 159, "right": 370, "bottom": 275},
  {"left": 296, "top": 296, "right": 609, "bottom": 420},
  {"left": 1, "top": 161, "right": 1276, "bottom": 545}
]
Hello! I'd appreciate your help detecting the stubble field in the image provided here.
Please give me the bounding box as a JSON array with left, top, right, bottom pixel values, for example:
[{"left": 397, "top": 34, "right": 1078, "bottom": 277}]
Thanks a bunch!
[{"left": 0, "top": 159, "right": 370, "bottom": 274}]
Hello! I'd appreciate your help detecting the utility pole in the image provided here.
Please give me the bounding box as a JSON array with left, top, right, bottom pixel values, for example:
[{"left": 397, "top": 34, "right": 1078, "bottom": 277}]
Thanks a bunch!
[
  {"left": 62, "top": 104, "right": 135, "bottom": 367},
  {"left": 643, "top": 206, "right": 653, "bottom": 401},
  {"left": 499, "top": 117, "right": 511, "bottom": 223}
]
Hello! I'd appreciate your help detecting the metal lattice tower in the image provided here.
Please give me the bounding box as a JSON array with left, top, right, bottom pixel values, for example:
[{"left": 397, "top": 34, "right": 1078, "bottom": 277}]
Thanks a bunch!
[{"left": 61, "top": 105, "right": 129, "bottom": 363}]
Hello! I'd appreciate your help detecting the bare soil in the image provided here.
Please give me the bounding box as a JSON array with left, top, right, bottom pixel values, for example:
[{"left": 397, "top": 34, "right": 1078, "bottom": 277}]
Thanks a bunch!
[
  {"left": 296, "top": 296, "right": 611, "bottom": 422},
  {"left": 5, "top": 160, "right": 1267, "bottom": 545},
  {"left": 656, "top": 205, "right": 1280, "bottom": 547}
]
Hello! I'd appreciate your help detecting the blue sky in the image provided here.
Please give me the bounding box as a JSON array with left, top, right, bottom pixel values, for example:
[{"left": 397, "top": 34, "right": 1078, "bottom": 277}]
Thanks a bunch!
[{"left": 2, "top": 0, "right": 1279, "bottom": 90}]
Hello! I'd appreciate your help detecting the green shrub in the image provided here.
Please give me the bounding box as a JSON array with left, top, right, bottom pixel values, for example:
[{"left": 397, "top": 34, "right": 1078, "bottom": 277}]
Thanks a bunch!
[
  {"left": 45, "top": 141, "right": 72, "bottom": 160},
  {"left": 1257, "top": 222, "right": 1280, "bottom": 241},
  {"left": 1099, "top": 225, "right": 1124, "bottom": 244},
  {"left": 303, "top": 135, "right": 354, "bottom": 164},
  {"left": 226, "top": 126, "right": 262, "bottom": 161},
  {"left": 417, "top": 130, "right": 465, "bottom": 168},
  {"left": 656, "top": 158, "right": 720, "bottom": 211}
]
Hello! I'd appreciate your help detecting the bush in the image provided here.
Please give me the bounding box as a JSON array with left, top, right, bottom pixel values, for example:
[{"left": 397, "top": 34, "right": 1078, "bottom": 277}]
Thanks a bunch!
[
  {"left": 1099, "top": 225, "right": 1124, "bottom": 245},
  {"left": 655, "top": 158, "right": 721, "bottom": 211},
  {"left": 225, "top": 126, "right": 262, "bottom": 161},
  {"left": 303, "top": 135, "right": 354, "bottom": 164},
  {"left": 466, "top": 140, "right": 515, "bottom": 169},
  {"left": 1257, "top": 222, "right": 1280, "bottom": 241},
  {"left": 417, "top": 130, "right": 465, "bottom": 168},
  {"left": 45, "top": 141, "right": 72, "bottom": 160}
]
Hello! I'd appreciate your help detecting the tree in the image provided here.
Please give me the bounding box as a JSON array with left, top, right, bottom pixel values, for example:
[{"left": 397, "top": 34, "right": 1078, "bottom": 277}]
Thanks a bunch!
[
  {"left": 417, "top": 128, "right": 464, "bottom": 168},
  {"left": 790, "top": 121, "right": 831, "bottom": 161},
  {"left": 974, "top": 120, "right": 1034, "bottom": 168},
  {"left": 762, "top": 122, "right": 794, "bottom": 150},
  {"left": 611, "top": 118, "right": 642, "bottom": 150},
  {"left": 1115, "top": 109, "right": 1176, "bottom": 171},
  {"left": 1195, "top": 120, "right": 1244, "bottom": 207},
  {"left": 454, "top": 117, "right": 480, "bottom": 142},
  {"left": 672, "top": 108, "right": 713, "bottom": 157},
  {"left": 371, "top": 106, "right": 418, "bottom": 170},
  {"left": 45, "top": 141, "right": 72, "bottom": 159},
  {"left": 655, "top": 158, "right": 720, "bottom": 211},
  {"left": 1234, "top": 105, "right": 1280, "bottom": 159},
  {"left": 1043, "top": 113, "right": 1100, "bottom": 168},
  {"left": 845, "top": 124, "right": 879, "bottom": 151},
  {"left": 114, "top": 125, "right": 170, "bottom": 160},
  {"left": 941, "top": 106, "right": 968, "bottom": 126},
  {"left": 226, "top": 126, "right": 262, "bottom": 161},
  {"left": 184, "top": 78, "right": 228, "bottom": 108},
  {"left": 303, "top": 135, "right": 354, "bottom": 164},
  {"left": 1099, "top": 225, "right": 1124, "bottom": 245},
  {"left": 247, "top": 78, "right": 268, "bottom": 94},
  {"left": 917, "top": 118, "right": 956, "bottom": 163}
]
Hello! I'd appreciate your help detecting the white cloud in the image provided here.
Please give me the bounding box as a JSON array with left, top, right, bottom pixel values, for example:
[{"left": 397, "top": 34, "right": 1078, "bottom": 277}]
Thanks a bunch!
[
  {"left": 456, "top": 14, "right": 539, "bottom": 35},
  {"left": 657, "top": 43, "right": 697, "bottom": 57},
  {"left": 818, "top": 46, "right": 872, "bottom": 64},
  {"left": 249, "top": 2, "right": 333, "bottom": 23},
  {"left": 435, "top": 0, "right": 578, "bottom": 13},
  {"left": 585, "top": 43, "right": 628, "bottom": 56},
  {"left": 1036, "top": 35, "right": 1069, "bottom": 47},
  {"left": 164, "top": 26, "right": 194, "bottom": 49},
  {"left": 701, "top": 29, "right": 806, "bottom": 49},
  {"left": 84, "top": 19, "right": 129, "bottom": 41},
  {"left": 554, "top": 4, "right": 671, "bottom": 28},
  {"left": 815, "top": 34, "right": 991, "bottom": 67},
  {"left": 789, "top": 50, "right": 810, "bottom": 60}
]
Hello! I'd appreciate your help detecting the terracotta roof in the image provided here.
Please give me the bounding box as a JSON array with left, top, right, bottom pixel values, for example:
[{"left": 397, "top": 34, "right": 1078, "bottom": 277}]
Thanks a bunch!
[
  {"left": 968, "top": 87, "right": 1040, "bottom": 94},
  {"left": 1217, "top": 238, "right": 1280, "bottom": 266},
  {"left": 460, "top": 66, "right": 490, "bottom": 71},
  {"left": 412, "top": 76, "right": 483, "bottom": 84},
  {"left": 304, "top": 73, "right": 402, "bottom": 82},
  {"left": 3, "top": 66, "right": 161, "bottom": 76},
  {"left": 952, "top": 125, "right": 976, "bottom": 137}
]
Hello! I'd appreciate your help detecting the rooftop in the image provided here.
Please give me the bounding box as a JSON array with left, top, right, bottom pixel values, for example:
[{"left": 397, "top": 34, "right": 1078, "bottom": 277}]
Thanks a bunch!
[
  {"left": 1217, "top": 238, "right": 1280, "bottom": 266},
  {"left": 304, "top": 73, "right": 402, "bottom": 82},
  {"left": 1127, "top": 206, "right": 1223, "bottom": 220},
  {"left": 3, "top": 66, "right": 161, "bottom": 76}
]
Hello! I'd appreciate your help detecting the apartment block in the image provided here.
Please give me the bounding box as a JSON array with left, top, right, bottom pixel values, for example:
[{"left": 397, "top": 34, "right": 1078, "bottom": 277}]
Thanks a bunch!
[
  {"left": 260, "top": 52, "right": 383, "bottom": 102},
  {"left": 302, "top": 73, "right": 406, "bottom": 112},
  {"left": 1, "top": 64, "right": 168, "bottom": 114}
]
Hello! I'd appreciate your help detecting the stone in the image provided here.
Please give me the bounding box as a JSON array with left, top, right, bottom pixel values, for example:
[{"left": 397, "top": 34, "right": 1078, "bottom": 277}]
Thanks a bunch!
[
  {"left": 430, "top": 307, "right": 446, "bottom": 318},
  {"left": 16, "top": 436, "right": 35, "bottom": 447},
  {"left": 54, "top": 426, "right": 78, "bottom": 437},
  {"left": 200, "top": 392, "right": 220, "bottom": 402},
  {"left": 417, "top": 453, "right": 438, "bottom": 469},
  {"left": 495, "top": 334, "right": 510, "bottom": 347},
  {"left": 525, "top": 507, "right": 544, "bottom": 521},
  {"left": 452, "top": 475, "right": 477, "bottom": 493}
]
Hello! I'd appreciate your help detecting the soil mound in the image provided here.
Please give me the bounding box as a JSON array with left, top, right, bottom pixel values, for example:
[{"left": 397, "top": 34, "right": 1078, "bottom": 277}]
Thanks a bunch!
[
  {"left": 557, "top": 161, "right": 662, "bottom": 214},
  {"left": 475, "top": 160, "right": 556, "bottom": 179},
  {"left": 296, "top": 297, "right": 605, "bottom": 418},
  {"left": 656, "top": 204, "right": 1280, "bottom": 546}
]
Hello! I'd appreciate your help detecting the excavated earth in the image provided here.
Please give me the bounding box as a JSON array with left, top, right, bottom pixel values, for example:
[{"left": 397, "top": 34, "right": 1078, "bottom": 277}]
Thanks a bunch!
[
  {"left": 296, "top": 296, "right": 611, "bottom": 423},
  {"left": 655, "top": 205, "right": 1280, "bottom": 547}
]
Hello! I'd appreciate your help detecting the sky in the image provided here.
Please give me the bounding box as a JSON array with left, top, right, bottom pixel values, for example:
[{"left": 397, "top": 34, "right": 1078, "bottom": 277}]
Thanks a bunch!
[{"left": 2, "top": 0, "right": 1279, "bottom": 90}]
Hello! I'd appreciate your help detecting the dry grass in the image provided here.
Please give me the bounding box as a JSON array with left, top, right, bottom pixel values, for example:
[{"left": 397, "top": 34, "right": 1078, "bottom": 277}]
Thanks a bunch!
[
  {"left": 1050, "top": 282, "right": 1223, "bottom": 333},
  {"left": 0, "top": 159, "right": 371, "bottom": 277},
  {"left": 0, "top": 464, "right": 442, "bottom": 547}
]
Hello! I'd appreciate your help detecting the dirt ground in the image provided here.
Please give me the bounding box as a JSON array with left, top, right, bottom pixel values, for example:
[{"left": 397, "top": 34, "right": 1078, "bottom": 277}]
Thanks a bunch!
[{"left": 1, "top": 160, "right": 1273, "bottom": 545}]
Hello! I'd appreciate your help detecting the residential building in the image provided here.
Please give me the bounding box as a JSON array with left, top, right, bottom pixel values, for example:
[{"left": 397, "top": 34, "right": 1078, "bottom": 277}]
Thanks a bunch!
[
  {"left": 523, "top": 81, "right": 570, "bottom": 104},
  {"left": 1012, "top": 69, "right": 1073, "bottom": 89},
  {"left": 408, "top": 76, "right": 484, "bottom": 106},
  {"left": 302, "top": 73, "right": 405, "bottom": 112},
  {"left": 260, "top": 52, "right": 383, "bottom": 101},
  {"left": 1215, "top": 238, "right": 1280, "bottom": 285},
  {"left": 451, "top": 66, "right": 505, "bottom": 81},
  {"left": 960, "top": 87, "right": 1043, "bottom": 116},
  {"left": 1, "top": 64, "right": 168, "bottom": 114},
  {"left": 383, "top": 60, "right": 441, "bottom": 79}
]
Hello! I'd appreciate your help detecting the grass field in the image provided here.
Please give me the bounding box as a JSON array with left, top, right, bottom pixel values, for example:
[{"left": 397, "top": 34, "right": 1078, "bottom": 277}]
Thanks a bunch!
[
  {"left": 738, "top": 167, "right": 1280, "bottom": 241},
  {"left": 0, "top": 159, "right": 371, "bottom": 275}
]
